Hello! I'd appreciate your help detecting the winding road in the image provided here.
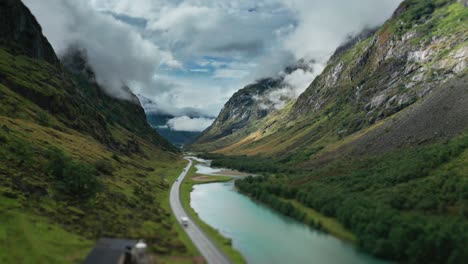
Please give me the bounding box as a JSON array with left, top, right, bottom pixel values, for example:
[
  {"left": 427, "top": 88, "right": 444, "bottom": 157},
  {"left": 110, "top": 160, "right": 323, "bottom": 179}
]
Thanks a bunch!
[{"left": 169, "top": 158, "right": 231, "bottom": 264}]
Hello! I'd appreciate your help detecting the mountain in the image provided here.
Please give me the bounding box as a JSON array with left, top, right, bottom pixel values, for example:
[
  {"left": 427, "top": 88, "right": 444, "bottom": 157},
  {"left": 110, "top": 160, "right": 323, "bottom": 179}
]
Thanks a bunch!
[
  {"left": 193, "top": 77, "right": 282, "bottom": 151},
  {"left": 192, "top": 0, "right": 468, "bottom": 262},
  {"left": 193, "top": 60, "right": 314, "bottom": 152},
  {"left": 0, "top": 1, "right": 192, "bottom": 263},
  {"left": 138, "top": 95, "right": 205, "bottom": 147},
  {"left": 146, "top": 112, "right": 201, "bottom": 147},
  {"left": 194, "top": 0, "right": 468, "bottom": 158}
]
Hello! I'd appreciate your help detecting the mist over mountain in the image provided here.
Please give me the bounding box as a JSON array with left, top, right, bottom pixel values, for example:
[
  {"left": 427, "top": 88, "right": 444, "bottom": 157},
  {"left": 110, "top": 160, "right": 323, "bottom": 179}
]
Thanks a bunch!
[{"left": 138, "top": 94, "right": 215, "bottom": 146}]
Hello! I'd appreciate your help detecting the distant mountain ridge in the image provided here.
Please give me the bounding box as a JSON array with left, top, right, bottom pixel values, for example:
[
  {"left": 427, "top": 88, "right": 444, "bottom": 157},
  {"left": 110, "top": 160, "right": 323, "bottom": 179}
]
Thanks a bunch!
[{"left": 138, "top": 95, "right": 209, "bottom": 147}]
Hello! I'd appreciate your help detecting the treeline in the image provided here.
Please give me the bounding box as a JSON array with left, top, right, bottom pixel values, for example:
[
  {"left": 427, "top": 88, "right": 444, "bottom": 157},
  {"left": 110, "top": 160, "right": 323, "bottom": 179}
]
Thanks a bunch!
[
  {"left": 235, "top": 176, "right": 324, "bottom": 230},
  {"left": 234, "top": 134, "right": 468, "bottom": 263},
  {"left": 199, "top": 153, "right": 290, "bottom": 174}
]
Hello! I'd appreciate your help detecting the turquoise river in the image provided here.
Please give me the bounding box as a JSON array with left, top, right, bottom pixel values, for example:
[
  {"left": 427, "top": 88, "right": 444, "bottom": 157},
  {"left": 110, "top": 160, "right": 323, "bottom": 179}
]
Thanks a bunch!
[{"left": 190, "top": 162, "right": 388, "bottom": 264}]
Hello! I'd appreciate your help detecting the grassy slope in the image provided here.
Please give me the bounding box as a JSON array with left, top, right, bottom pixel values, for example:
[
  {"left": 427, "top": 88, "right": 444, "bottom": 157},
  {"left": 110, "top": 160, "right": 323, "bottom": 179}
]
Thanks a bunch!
[
  {"left": 0, "top": 198, "right": 92, "bottom": 264},
  {"left": 180, "top": 162, "right": 246, "bottom": 264},
  {"left": 0, "top": 46, "right": 199, "bottom": 262}
]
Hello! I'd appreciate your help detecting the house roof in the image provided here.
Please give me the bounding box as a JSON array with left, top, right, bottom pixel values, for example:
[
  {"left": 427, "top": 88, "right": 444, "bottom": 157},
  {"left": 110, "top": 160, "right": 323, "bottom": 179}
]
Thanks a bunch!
[{"left": 83, "top": 238, "right": 137, "bottom": 264}]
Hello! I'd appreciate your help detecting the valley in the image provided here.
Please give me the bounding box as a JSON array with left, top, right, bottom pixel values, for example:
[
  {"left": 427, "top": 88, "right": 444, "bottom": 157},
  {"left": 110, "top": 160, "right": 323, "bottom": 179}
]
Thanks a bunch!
[{"left": 1, "top": 0, "right": 467, "bottom": 263}]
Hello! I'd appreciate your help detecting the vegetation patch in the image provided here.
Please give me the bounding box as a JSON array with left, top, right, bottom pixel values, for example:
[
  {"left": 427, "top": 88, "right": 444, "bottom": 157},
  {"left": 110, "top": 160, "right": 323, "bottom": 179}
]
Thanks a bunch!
[{"left": 212, "top": 133, "right": 468, "bottom": 263}]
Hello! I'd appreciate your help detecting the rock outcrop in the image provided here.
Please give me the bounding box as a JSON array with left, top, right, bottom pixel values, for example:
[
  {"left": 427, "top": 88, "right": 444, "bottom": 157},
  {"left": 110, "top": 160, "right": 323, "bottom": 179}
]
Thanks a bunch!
[{"left": 0, "top": 0, "right": 59, "bottom": 65}]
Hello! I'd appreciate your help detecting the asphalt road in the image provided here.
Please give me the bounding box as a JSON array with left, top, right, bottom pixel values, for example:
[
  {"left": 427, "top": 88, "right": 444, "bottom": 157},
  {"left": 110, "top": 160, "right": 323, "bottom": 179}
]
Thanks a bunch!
[{"left": 169, "top": 158, "right": 231, "bottom": 264}]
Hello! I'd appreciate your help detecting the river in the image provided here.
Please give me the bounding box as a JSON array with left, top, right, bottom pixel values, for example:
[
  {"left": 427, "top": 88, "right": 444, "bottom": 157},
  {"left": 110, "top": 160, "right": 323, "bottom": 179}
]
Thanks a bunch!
[{"left": 190, "top": 160, "right": 387, "bottom": 264}]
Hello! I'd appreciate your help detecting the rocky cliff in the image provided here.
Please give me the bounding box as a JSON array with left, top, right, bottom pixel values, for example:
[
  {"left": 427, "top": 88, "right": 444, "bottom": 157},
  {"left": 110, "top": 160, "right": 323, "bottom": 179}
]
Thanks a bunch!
[{"left": 0, "top": 0, "right": 59, "bottom": 65}]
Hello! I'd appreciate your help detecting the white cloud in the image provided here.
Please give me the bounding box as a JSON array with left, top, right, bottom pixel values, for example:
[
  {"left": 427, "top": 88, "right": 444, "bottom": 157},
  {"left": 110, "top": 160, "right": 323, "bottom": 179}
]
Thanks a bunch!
[
  {"left": 214, "top": 69, "right": 249, "bottom": 79},
  {"left": 280, "top": 0, "right": 402, "bottom": 62},
  {"left": 167, "top": 116, "right": 215, "bottom": 132},
  {"left": 190, "top": 68, "right": 210, "bottom": 73},
  {"left": 24, "top": 0, "right": 403, "bottom": 118},
  {"left": 23, "top": 0, "right": 180, "bottom": 100}
]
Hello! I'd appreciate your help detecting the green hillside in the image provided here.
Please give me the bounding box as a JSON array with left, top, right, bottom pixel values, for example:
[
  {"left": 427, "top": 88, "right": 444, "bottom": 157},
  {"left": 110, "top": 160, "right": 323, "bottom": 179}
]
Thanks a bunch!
[{"left": 0, "top": 0, "right": 197, "bottom": 262}]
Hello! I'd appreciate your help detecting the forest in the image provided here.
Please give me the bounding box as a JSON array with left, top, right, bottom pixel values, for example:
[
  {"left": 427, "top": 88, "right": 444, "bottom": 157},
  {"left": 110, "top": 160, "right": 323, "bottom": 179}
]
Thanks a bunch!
[{"left": 209, "top": 134, "right": 468, "bottom": 263}]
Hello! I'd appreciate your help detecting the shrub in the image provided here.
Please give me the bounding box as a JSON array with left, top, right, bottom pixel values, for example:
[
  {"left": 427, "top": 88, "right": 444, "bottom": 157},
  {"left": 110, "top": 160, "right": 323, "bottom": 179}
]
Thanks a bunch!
[
  {"left": 37, "top": 111, "right": 50, "bottom": 126},
  {"left": 95, "top": 159, "right": 114, "bottom": 175},
  {"left": 47, "top": 147, "right": 101, "bottom": 199}
]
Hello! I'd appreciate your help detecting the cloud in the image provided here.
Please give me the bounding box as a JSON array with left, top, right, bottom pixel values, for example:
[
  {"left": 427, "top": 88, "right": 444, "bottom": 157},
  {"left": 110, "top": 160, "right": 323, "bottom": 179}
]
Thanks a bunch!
[
  {"left": 214, "top": 69, "right": 249, "bottom": 79},
  {"left": 252, "top": 64, "right": 322, "bottom": 111},
  {"left": 23, "top": 0, "right": 181, "bottom": 100},
  {"left": 144, "top": 2, "right": 293, "bottom": 62},
  {"left": 25, "top": 0, "right": 403, "bottom": 118},
  {"left": 280, "top": 0, "right": 402, "bottom": 62},
  {"left": 166, "top": 116, "right": 215, "bottom": 132}
]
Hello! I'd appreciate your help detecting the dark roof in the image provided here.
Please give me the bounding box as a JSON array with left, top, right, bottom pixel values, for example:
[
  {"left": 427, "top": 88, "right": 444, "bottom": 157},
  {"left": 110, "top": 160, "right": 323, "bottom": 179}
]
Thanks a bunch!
[{"left": 83, "top": 238, "right": 137, "bottom": 264}]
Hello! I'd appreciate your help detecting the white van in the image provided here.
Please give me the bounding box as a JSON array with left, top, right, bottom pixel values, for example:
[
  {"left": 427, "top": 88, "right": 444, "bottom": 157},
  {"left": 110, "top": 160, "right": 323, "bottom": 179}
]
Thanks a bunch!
[{"left": 181, "top": 216, "right": 189, "bottom": 227}]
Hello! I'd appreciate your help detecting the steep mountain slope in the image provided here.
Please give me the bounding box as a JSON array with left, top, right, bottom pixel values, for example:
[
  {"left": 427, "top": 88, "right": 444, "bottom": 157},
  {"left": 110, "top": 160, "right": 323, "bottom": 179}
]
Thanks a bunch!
[
  {"left": 192, "top": 61, "right": 313, "bottom": 152},
  {"left": 199, "top": 0, "right": 467, "bottom": 159},
  {"left": 193, "top": 78, "right": 282, "bottom": 151},
  {"left": 0, "top": 1, "right": 194, "bottom": 263},
  {"left": 0, "top": 0, "right": 59, "bottom": 65},
  {"left": 195, "top": 0, "right": 468, "bottom": 263}
]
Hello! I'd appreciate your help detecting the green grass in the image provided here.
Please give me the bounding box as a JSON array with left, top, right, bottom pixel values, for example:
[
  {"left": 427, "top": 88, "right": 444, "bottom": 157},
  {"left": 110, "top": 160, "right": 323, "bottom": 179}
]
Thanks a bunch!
[
  {"left": 0, "top": 198, "right": 93, "bottom": 264},
  {"left": 180, "top": 162, "right": 246, "bottom": 264},
  {"left": 284, "top": 199, "right": 356, "bottom": 242}
]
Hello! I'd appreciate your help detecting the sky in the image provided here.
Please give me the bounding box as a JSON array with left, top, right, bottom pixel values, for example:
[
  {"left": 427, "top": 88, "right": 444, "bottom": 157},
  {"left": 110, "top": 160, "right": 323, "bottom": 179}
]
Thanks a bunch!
[{"left": 23, "top": 0, "right": 402, "bottom": 132}]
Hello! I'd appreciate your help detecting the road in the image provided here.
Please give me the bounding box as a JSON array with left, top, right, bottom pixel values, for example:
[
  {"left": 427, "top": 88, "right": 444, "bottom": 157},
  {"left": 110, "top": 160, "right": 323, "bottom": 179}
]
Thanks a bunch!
[{"left": 169, "top": 157, "right": 231, "bottom": 264}]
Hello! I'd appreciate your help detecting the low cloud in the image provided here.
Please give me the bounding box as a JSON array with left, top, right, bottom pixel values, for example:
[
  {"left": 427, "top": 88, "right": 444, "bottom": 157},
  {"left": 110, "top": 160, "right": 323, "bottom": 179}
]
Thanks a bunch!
[
  {"left": 23, "top": 0, "right": 180, "bottom": 100},
  {"left": 253, "top": 63, "right": 323, "bottom": 111},
  {"left": 166, "top": 116, "right": 215, "bottom": 132},
  {"left": 280, "top": 0, "right": 402, "bottom": 63},
  {"left": 25, "top": 0, "right": 403, "bottom": 117}
]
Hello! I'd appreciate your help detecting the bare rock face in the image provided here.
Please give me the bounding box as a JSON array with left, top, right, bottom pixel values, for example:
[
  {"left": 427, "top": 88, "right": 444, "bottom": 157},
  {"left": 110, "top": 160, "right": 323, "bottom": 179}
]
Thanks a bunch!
[
  {"left": 292, "top": 0, "right": 467, "bottom": 123},
  {"left": 0, "top": 0, "right": 59, "bottom": 65},
  {"left": 196, "top": 78, "right": 282, "bottom": 143}
]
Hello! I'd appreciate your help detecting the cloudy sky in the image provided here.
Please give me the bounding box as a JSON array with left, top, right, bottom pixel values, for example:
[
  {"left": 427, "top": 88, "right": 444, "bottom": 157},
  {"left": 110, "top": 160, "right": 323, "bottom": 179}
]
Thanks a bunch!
[{"left": 23, "top": 0, "right": 402, "bottom": 132}]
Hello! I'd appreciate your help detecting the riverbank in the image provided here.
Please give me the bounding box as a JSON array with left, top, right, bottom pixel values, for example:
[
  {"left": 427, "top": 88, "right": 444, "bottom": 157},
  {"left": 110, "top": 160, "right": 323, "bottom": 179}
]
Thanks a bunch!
[
  {"left": 180, "top": 160, "right": 246, "bottom": 264},
  {"left": 235, "top": 186, "right": 356, "bottom": 243},
  {"left": 284, "top": 199, "right": 356, "bottom": 242}
]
